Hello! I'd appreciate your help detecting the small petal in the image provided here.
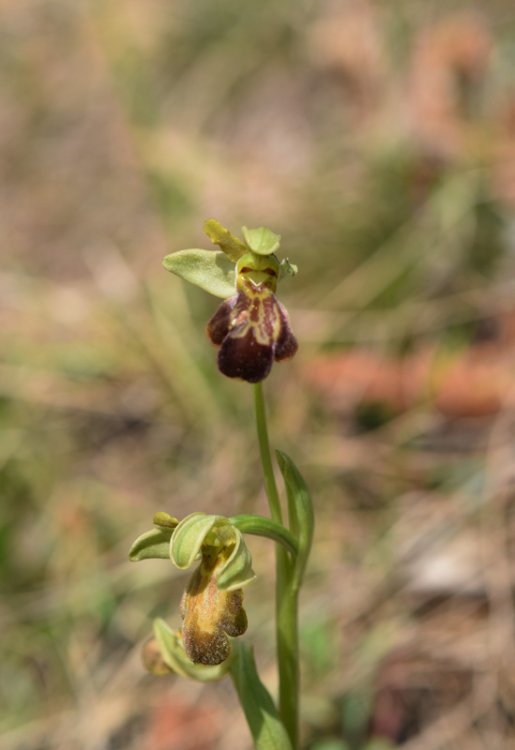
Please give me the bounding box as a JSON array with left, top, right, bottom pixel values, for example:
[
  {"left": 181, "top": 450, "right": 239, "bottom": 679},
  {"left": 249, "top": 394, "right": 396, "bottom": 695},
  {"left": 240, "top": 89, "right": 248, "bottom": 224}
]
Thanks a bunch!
[
  {"left": 153, "top": 512, "right": 179, "bottom": 530},
  {"left": 204, "top": 219, "right": 247, "bottom": 262},
  {"left": 279, "top": 257, "right": 298, "bottom": 278}
]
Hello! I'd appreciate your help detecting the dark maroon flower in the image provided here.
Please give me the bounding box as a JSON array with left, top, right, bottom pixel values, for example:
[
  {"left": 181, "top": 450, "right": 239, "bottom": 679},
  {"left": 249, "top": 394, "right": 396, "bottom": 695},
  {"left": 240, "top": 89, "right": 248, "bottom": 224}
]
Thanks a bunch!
[
  {"left": 207, "top": 279, "right": 298, "bottom": 383},
  {"left": 164, "top": 219, "right": 298, "bottom": 382}
]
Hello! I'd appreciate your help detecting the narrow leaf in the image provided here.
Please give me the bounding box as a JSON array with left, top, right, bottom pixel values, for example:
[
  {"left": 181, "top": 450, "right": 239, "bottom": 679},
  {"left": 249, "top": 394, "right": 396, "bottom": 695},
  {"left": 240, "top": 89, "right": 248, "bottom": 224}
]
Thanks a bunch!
[
  {"left": 229, "top": 514, "right": 298, "bottom": 557},
  {"left": 230, "top": 641, "right": 293, "bottom": 750},
  {"left": 242, "top": 226, "right": 281, "bottom": 255},
  {"left": 129, "top": 528, "right": 173, "bottom": 561},
  {"left": 276, "top": 450, "right": 314, "bottom": 590},
  {"left": 163, "top": 249, "right": 235, "bottom": 298}
]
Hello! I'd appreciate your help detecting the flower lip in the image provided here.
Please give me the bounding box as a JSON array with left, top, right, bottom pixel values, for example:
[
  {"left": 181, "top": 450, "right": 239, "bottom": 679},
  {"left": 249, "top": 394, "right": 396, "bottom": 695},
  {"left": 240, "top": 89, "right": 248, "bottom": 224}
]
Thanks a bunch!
[
  {"left": 207, "top": 280, "right": 298, "bottom": 383},
  {"left": 181, "top": 561, "right": 248, "bottom": 665}
]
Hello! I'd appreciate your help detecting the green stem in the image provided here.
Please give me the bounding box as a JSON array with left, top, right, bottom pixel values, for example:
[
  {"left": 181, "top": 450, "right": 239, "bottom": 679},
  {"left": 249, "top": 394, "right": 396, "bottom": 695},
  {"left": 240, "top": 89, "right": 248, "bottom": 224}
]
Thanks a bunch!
[
  {"left": 253, "top": 382, "right": 299, "bottom": 749},
  {"left": 276, "top": 580, "right": 299, "bottom": 748},
  {"left": 254, "top": 382, "right": 282, "bottom": 524}
]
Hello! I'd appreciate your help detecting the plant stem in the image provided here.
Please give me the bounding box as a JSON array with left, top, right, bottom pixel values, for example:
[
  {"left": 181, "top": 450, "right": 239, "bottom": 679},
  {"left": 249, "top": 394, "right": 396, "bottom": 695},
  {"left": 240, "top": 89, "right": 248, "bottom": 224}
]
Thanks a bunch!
[
  {"left": 276, "top": 580, "right": 299, "bottom": 749},
  {"left": 254, "top": 382, "right": 282, "bottom": 524},
  {"left": 253, "top": 382, "right": 299, "bottom": 749}
]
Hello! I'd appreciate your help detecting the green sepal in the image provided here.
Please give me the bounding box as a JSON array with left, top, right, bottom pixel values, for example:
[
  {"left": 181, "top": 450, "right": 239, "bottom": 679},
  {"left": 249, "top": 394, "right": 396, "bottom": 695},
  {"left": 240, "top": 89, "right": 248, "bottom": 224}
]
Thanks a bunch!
[
  {"left": 229, "top": 514, "right": 298, "bottom": 557},
  {"left": 276, "top": 450, "right": 314, "bottom": 590},
  {"left": 215, "top": 527, "right": 256, "bottom": 591},
  {"left": 170, "top": 513, "right": 256, "bottom": 590},
  {"left": 129, "top": 528, "right": 173, "bottom": 562},
  {"left": 162, "top": 248, "right": 235, "bottom": 299},
  {"left": 229, "top": 641, "right": 293, "bottom": 750},
  {"left": 170, "top": 512, "right": 222, "bottom": 569},
  {"left": 204, "top": 219, "right": 247, "bottom": 262},
  {"left": 153, "top": 618, "right": 230, "bottom": 681},
  {"left": 242, "top": 226, "right": 281, "bottom": 255}
]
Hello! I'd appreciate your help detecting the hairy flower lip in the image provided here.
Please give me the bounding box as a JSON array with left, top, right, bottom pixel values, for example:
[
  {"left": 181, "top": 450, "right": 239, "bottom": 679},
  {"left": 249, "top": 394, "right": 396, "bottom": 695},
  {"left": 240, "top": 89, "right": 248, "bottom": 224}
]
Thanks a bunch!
[
  {"left": 180, "top": 556, "right": 248, "bottom": 665},
  {"left": 207, "top": 284, "right": 298, "bottom": 383}
]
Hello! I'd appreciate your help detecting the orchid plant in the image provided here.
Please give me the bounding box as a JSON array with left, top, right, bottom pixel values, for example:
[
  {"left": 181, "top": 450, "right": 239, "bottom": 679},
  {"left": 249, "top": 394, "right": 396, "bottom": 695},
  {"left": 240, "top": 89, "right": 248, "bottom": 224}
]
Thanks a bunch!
[{"left": 130, "top": 220, "right": 313, "bottom": 750}]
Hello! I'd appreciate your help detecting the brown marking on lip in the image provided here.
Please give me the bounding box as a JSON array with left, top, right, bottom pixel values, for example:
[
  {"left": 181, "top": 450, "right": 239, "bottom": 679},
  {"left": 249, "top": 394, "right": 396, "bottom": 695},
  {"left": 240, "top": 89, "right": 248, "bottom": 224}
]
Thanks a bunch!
[
  {"left": 181, "top": 564, "right": 248, "bottom": 665},
  {"left": 218, "top": 328, "right": 274, "bottom": 383},
  {"left": 250, "top": 298, "right": 261, "bottom": 322},
  {"left": 206, "top": 286, "right": 297, "bottom": 382}
]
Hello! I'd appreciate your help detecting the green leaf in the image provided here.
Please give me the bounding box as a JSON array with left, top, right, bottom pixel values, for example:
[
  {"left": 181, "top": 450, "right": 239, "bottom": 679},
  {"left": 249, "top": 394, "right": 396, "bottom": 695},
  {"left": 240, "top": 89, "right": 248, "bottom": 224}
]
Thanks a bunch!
[
  {"left": 129, "top": 528, "right": 173, "bottom": 562},
  {"left": 170, "top": 512, "right": 221, "bottom": 569},
  {"left": 204, "top": 219, "right": 247, "bottom": 262},
  {"left": 311, "top": 742, "right": 350, "bottom": 750},
  {"left": 364, "top": 741, "right": 396, "bottom": 750},
  {"left": 153, "top": 618, "right": 230, "bottom": 681},
  {"left": 341, "top": 685, "right": 374, "bottom": 746},
  {"left": 229, "top": 514, "right": 298, "bottom": 557},
  {"left": 275, "top": 451, "right": 314, "bottom": 590},
  {"left": 229, "top": 641, "right": 293, "bottom": 750},
  {"left": 162, "top": 249, "right": 235, "bottom": 298},
  {"left": 242, "top": 226, "right": 281, "bottom": 255}
]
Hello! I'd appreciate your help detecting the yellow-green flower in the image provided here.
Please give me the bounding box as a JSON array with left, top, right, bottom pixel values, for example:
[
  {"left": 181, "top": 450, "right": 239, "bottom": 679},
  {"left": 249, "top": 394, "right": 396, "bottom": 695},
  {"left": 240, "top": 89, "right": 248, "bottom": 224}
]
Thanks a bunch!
[
  {"left": 130, "top": 512, "right": 255, "bottom": 666},
  {"left": 170, "top": 513, "right": 255, "bottom": 665}
]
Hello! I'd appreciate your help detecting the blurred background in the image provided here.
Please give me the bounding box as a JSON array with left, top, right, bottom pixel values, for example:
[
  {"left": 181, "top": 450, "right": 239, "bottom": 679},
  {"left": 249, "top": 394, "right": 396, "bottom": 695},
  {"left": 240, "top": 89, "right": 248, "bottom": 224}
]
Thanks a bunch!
[{"left": 2, "top": 0, "right": 515, "bottom": 748}]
